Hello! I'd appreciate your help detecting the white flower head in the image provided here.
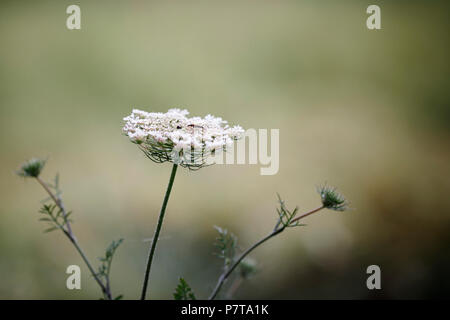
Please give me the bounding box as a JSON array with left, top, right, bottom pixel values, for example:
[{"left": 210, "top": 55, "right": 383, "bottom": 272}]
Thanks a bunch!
[{"left": 123, "top": 108, "right": 244, "bottom": 170}]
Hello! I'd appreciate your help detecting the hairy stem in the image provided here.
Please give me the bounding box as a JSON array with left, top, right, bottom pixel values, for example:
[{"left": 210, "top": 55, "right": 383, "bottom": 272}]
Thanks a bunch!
[
  {"left": 35, "top": 176, "right": 111, "bottom": 299},
  {"left": 209, "top": 206, "right": 326, "bottom": 300},
  {"left": 140, "top": 164, "right": 178, "bottom": 300}
]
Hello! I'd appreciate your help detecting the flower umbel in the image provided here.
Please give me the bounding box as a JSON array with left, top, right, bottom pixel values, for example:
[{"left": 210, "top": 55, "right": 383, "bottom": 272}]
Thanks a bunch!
[
  {"left": 17, "top": 158, "right": 46, "bottom": 178},
  {"left": 317, "top": 184, "right": 348, "bottom": 211},
  {"left": 122, "top": 108, "right": 244, "bottom": 170}
]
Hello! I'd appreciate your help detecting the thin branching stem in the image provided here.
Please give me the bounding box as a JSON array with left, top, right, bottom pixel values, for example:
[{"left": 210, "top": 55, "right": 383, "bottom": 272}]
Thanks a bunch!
[
  {"left": 36, "top": 177, "right": 73, "bottom": 237},
  {"left": 290, "top": 205, "right": 324, "bottom": 224},
  {"left": 209, "top": 206, "right": 326, "bottom": 300},
  {"left": 208, "top": 226, "right": 284, "bottom": 300},
  {"left": 105, "top": 260, "right": 112, "bottom": 299},
  {"left": 35, "top": 176, "right": 111, "bottom": 299},
  {"left": 141, "top": 163, "right": 178, "bottom": 300},
  {"left": 69, "top": 234, "right": 112, "bottom": 300}
]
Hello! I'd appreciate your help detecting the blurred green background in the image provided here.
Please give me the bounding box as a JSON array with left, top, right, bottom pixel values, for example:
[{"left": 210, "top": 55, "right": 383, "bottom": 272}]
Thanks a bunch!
[{"left": 1, "top": 0, "right": 449, "bottom": 299}]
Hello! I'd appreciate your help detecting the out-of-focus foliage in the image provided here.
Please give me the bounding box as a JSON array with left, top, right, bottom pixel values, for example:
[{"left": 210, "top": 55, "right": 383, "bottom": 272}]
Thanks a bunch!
[
  {"left": 214, "top": 226, "right": 238, "bottom": 268},
  {"left": 173, "top": 278, "right": 196, "bottom": 300},
  {"left": 1, "top": 0, "right": 450, "bottom": 299}
]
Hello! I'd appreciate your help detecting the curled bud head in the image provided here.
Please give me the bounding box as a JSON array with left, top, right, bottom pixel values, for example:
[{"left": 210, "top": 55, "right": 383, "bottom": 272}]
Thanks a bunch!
[
  {"left": 17, "top": 158, "right": 46, "bottom": 178},
  {"left": 238, "top": 257, "right": 258, "bottom": 279},
  {"left": 317, "top": 184, "right": 348, "bottom": 211}
]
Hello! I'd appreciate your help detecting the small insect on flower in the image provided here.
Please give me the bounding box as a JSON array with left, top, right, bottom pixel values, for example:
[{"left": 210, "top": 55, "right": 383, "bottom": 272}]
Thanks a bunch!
[
  {"left": 176, "top": 124, "right": 204, "bottom": 133},
  {"left": 186, "top": 124, "right": 204, "bottom": 135},
  {"left": 187, "top": 124, "right": 204, "bottom": 129}
]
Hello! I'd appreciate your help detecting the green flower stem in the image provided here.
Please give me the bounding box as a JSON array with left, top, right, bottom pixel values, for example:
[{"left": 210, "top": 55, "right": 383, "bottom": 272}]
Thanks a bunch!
[
  {"left": 35, "top": 176, "right": 111, "bottom": 299},
  {"left": 140, "top": 164, "right": 178, "bottom": 300},
  {"left": 208, "top": 206, "right": 326, "bottom": 300}
]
